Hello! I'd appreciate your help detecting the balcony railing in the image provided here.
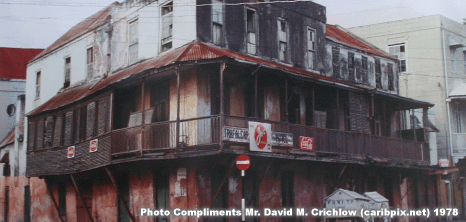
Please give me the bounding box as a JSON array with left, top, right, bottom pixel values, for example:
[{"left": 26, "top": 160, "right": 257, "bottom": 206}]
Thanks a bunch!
[{"left": 108, "top": 115, "right": 428, "bottom": 163}]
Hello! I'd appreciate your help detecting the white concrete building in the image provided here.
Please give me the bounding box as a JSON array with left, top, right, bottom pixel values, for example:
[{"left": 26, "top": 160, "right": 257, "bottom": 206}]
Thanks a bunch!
[
  {"left": 349, "top": 15, "right": 466, "bottom": 165},
  {"left": 25, "top": 0, "right": 197, "bottom": 115}
]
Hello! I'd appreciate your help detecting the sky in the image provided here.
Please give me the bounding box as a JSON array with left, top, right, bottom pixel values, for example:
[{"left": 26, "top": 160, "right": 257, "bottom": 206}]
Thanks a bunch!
[{"left": 0, "top": 0, "right": 465, "bottom": 49}]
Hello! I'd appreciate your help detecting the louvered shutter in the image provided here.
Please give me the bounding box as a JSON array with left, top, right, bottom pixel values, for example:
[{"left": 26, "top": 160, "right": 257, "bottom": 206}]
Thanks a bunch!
[
  {"left": 98, "top": 97, "right": 108, "bottom": 135},
  {"left": 44, "top": 116, "right": 54, "bottom": 148},
  {"left": 86, "top": 102, "right": 96, "bottom": 139},
  {"left": 53, "top": 115, "right": 62, "bottom": 147},
  {"left": 36, "top": 119, "right": 44, "bottom": 150},
  {"left": 28, "top": 120, "right": 36, "bottom": 151},
  {"left": 64, "top": 111, "right": 73, "bottom": 146}
]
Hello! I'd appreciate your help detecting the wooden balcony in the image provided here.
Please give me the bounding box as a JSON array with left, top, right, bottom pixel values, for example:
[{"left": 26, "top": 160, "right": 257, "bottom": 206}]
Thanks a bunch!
[
  {"left": 27, "top": 115, "right": 429, "bottom": 177},
  {"left": 110, "top": 115, "right": 429, "bottom": 164}
]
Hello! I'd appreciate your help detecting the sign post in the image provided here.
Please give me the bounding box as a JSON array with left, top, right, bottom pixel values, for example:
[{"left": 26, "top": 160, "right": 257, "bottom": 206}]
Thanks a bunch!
[{"left": 236, "top": 154, "right": 250, "bottom": 221}]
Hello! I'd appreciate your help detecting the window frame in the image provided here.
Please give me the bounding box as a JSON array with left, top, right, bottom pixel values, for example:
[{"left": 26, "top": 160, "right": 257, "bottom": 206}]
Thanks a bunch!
[
  {"left": 307, "top": 27, "right": 316, "bottom": 70},
  {"left": 387, "top": 43, "right": 407, "bottom": 73},
  {"left": 278, "top": 18, "right": 287, "bottom": 62},
  {"left": 87, "top": 47, "right": 94, "bottom": 79},
  {"left": 212, "top": 0, "right": 224, "bottom": 46},
  {"left": 35, "top": 71, "right": 41, "bottom": 99},
  {"left": 246, "top": 7, "right": 257, "bottom": 55},
  {"left": 161, "top": 1, "right": 173, "bottom": 52},
  {"left": 64, "top": 56, "right": 71, "bottom": 88},
  {"left": 128, "top": 19, "right": 139, "bottom": 64}
]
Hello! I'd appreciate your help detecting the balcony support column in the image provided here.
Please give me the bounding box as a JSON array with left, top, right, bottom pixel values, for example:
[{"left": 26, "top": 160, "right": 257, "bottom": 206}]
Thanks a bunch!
[
  {"left": 70, "top": 174, "right": 94, "bottom": 222},
  {"left": 254, "top": 69, "right": 258, "bottom": 118},
  {"left": 176, "top": 65, "right": 181, "bottom": 151},
  {"left": 285, "top": 78, "right": 288, "bottom": 122},
  {"left": 219, "top": 62, "right": 226, "bottom": 150},
  {"left": 141, "top": 79, "right": 145, "bottom": 155},
  {"left": 44, "top": 178, "right": 66, "bottom": 222},
  {"left": 105, "top": 167, "right": 136, "bottom": 222}
]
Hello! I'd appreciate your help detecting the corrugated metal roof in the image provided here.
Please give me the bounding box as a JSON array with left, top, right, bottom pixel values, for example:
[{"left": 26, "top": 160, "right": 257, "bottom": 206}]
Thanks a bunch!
[
  {"left": 364, "top": 191, "right": 389, "bottom": 203},
  {"left": 0, "top": 130, "right": 15, "bottom": 148},
  {"left": 326, "top": 24, "right": 395, "bottom": 60},
  {"left": 326, "top": 188, "right": 370, "bottom": 201},
  {"left": 28, "top": 2, "right": 119, "bottom": 64},
  {"left": 28, "top": 41, "right": 431, "bottom": 117},
  {"left": 0, "top": 48, "right": 43, "bottom": 79}
]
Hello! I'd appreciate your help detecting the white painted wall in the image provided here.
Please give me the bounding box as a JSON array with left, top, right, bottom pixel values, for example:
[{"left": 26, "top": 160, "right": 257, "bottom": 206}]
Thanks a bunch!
[{"left": 0, "top": 80, "right": 24, "bottom": 142}]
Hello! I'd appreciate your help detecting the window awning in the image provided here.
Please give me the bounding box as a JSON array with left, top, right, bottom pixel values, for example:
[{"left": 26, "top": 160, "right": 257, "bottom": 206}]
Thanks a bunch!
[{"left": 449, "top": 81, "right": 466, "bottom": 99}]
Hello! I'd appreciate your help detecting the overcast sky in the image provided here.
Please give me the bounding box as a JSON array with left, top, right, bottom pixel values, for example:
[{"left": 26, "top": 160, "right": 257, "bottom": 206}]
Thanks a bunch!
[{"left": 1, "top": 0, "right": 465, "bottom": 49}]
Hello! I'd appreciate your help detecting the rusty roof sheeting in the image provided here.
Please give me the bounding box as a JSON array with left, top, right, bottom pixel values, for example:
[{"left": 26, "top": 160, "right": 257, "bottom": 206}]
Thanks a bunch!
[
  {"left": 0, "top": 130, "right": 15, "bottom": 148},
  {"left": 28, "top": 41, "right": 430, "bottom": 117},
  {"left": 326, "top": 24, "right": 395, "bottom": 60},
  {"left": 0, "top": 48, "right": 43, "bottom": 79},
  {"left": 29, "top": 2, "right": 119, "bottom": 64}
]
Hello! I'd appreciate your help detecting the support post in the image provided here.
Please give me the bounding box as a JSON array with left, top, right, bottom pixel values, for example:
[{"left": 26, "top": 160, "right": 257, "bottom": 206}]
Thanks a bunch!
[
  {"left": 45, "top": 178, "right": 66, "bottom": 222},
  {"left": 176, "top": 66, "right": 181, "bottom": 151},
  {"left": 141, "top": 79, "right": 145, "bottom": 155},
  {"left": 254, "top": 71, "right": 258, "bottom": 118},
  {"left": 211, "top": 158, "right": 235, "bottom": 207},
  {"left": 70, "top": 175, "right": 94, "bottom": 222},
  {"left": 219, "top": 62, "right": 226, "bottom": 150},
  {"left": 285, "top": 78, "right": 288, "bottom": 122},
  {"left": 105, "top": 168, "right": 136, "bottom": 222}
]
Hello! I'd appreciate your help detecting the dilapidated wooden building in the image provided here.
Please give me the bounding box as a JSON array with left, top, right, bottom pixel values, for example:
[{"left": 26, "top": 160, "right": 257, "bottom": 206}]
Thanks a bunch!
[{"left": 21, "top": 0, "right": 445, "bottom": 221}]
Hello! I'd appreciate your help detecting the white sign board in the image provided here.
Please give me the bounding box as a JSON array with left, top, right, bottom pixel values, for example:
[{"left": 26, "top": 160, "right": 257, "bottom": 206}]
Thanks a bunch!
[{"left": 249, "top": 121, "right": 272, "bottom": 152}]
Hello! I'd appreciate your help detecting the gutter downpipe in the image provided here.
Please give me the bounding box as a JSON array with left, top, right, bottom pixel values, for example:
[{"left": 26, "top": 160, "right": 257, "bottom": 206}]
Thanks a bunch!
[
  {"left": 441, "top": 22, "right": 454, "bottom": 214},
  {"left": 441, "top": 23, "right": 454, "bottom": 164}
]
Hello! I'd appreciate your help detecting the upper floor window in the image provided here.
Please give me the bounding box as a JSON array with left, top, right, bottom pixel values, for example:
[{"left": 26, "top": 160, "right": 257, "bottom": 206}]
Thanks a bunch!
[
  {"left": 128, "top": 19, "right": 139, "bottom": 64},
  {"left": 64, "top": 57, "right": 71, "bottom": 88},
  {"left": 450, "top": 48, "right": 457, "bottom": 73},
  {"left": 375, "top": 59, "right": 382, "bottom": 89},
  {"left": 212, "top": 0, "right": 224, "bottom": 45},
  {"left": 307, "top": 27, "right": 316, "bottom": 69},
  {"left": 35, "top": 71, "right": 41, "bottom": 99},
  {"left": 87, "top": 47, "right": 94, "bottom": 79},
  {"left": 278, "top": 18, "right": 287, "bottom": 62},
  {"left": 463, "top": 51, "right": 466, "bottom": 76},
  {"left": 388, "top": 63, "right": 394, "bottom": 91},
  {"left": 388, "top": 43, "right": 406, "bottom": 72},
  {"left": 161, "top": 2, "right": 173, "bottom": 52},
  {"left": 246, "top": 8, "right": 257, "bottom": 55}
]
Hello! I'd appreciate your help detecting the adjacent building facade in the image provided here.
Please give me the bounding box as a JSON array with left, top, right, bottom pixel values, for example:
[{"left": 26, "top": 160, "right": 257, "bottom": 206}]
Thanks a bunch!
[
  {"left": 350, "top": 15, "right": 466, "bottom": 214},
  {"left": 0, "top": 47, "right": 42, "bottom": 222},
  {"left": 11, "top": 1, "right": 448, "bottom": 221}
]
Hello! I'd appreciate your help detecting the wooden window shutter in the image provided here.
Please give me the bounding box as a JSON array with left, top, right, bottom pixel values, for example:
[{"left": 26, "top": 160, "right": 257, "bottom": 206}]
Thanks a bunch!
[
  {"left": 64, "top": 111, "right": 73, "bottom": 146},
  {"left": 53, "top": 115, "right": 63, "bottom": 147},
  {"left": 36, "top": 118, "right": 44, "bottom": 150},
  {"left": 44, "top": 116, "right": 54, "bottom": 148},
  {"left": 28, "top": 120, "right": 36, "bottom": 151},
  {"left": 86, "top": 102, "right": 96, "bottom": 139},
  {"left": 97, "top": 97, "right": 109, "bottom": 135},
  {"left": 74, "top": 109, "right": 81, "bottom": 143}
]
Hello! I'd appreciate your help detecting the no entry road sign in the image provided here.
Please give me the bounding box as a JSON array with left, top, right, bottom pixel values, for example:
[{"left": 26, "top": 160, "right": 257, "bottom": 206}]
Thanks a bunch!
[{"left": 236, "top": 154, "right": 250, "bottom": 171}]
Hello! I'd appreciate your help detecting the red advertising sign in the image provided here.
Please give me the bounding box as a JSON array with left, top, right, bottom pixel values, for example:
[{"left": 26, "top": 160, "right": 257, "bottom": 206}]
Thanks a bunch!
[
  {"left": 236, "top": 154, "right": 251, "bottom": 171},
  {"left": 249, "top": 121, "right": 272, "bottom": 152},
  {"left": 67, "top": 146, "right": 75, "bottom": 158},
  {"left": 299, "top": 136, "right": 314, "bottom": 151},
  {"left": 89, "top": 139, "right": 98, "bottom": 153}
]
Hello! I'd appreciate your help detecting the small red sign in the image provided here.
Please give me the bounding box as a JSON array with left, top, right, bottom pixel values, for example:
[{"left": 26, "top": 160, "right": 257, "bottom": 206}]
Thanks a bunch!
[
  {"left": 67, "top": 146, "right": 75, "bottom": 158},
  {"left": 89, "top": 139, "right": 98, "bottom": 153},
  {"left": 236, "top": 154, "right": 251, "bottom": 171},
  {"left": 254, "top": 124, "right": 268, "bottom": 150},
  {"left": 299, "top": 136, "right": 314, "bottom": 151}
]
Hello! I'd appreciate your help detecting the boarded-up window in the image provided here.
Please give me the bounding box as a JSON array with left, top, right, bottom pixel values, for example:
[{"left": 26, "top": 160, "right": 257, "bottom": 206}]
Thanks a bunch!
[
  {"left": 349, "top": 92, "right": 369, "bottom": 133},
  {"left": 97, "top": 97, "right": 109, "bottom": 135},
  {"left": 64, "top": 111, "right": 73, "bottom": 146},
  {"left": 44, "top": 116, "right": 54, "bottom": 148},
  {"left": 53, "top": 115, "right": 63, "bottom": 147},
  {"left": 74, "top": 109, "right": 81, "bottom": 143},
  {"left": 86, "top": 102, "right": 96, "bottom": 139},
  {"left": 388, "top": 63, "right": 394, "bottom": 91},
  {"left": 375, "top": 59, "right": 382, "bottom": 89},
  {"left": 28, "top": 121, "right": 36, "bottom": 151},
  {"left": 36, "top": 119, "right": 44, "bottom": 150},
  {"left": 332, "top": 46, "right": 340, "bottom": 77}
]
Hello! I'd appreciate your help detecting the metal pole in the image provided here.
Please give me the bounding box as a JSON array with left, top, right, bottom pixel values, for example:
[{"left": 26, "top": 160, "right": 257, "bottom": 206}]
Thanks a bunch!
[
  {"left": 176, "top": 66, "right": 181, "bottom": 151},
  {"left": 219, "top": 62, "right": 226, "bottom": 150}
]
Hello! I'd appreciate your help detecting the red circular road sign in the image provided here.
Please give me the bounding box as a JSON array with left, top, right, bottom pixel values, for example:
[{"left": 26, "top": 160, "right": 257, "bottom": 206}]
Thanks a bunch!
[
  {"left": 254, "top": 124, "right": 268, "bottom": 149},
  {"left": 236, "top": 154, "right": 251, "bottom": 171}
]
